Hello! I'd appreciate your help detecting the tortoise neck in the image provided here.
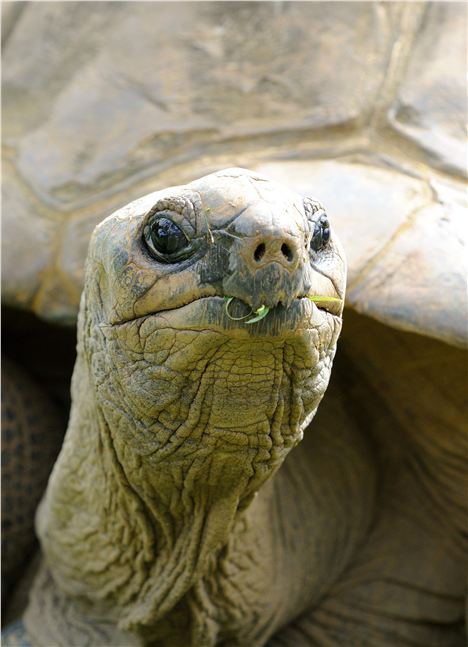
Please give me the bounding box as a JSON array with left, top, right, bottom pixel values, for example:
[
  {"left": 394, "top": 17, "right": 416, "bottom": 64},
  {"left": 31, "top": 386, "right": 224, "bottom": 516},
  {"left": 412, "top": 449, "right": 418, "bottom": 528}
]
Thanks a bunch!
[
  {"left": 30, "top": 350, "right": 377, "bottom": 647},
  {"left": 31, "top": 297, "right": 332, "bottom": 644},
  {"left": 32, "top": 345, "right": 299, "bottom": 642}
]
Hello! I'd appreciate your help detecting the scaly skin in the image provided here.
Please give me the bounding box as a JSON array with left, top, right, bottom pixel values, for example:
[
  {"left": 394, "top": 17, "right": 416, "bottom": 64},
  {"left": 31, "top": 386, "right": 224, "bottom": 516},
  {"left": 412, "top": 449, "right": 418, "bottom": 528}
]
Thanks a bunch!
[{"left": 22, "top": 169, "right": 377, "bottom": 646}]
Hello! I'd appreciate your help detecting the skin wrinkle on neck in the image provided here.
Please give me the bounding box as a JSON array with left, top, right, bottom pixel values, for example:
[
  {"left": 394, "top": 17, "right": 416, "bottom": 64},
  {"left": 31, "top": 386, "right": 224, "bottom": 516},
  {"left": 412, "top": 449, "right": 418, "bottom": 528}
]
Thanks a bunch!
[{"left": 34, "top": 309, "right": 335, "bottom": 642}]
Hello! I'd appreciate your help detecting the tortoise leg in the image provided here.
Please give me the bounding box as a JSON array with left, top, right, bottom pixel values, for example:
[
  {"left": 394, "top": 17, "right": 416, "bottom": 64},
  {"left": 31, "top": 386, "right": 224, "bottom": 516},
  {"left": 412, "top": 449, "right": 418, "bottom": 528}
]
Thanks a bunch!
[
  {"left": 1, "top": 357, "right": 65, "bottom": 612},
  {"left": 268, "top": 502, "right": 466, "bottom": 647},
  {"left": 268, "top": 460, "right": 466, "bottom": 647}
]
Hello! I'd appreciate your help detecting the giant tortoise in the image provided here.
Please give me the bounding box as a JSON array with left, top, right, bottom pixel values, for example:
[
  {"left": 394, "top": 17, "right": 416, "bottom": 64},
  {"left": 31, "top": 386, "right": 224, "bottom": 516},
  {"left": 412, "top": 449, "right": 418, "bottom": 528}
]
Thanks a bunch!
[
  {"left": 3, "top": 165, "right": 465, "bottom": 647},
  {"left": 2, "top": 1, "right": 467, "bottom": 645}
]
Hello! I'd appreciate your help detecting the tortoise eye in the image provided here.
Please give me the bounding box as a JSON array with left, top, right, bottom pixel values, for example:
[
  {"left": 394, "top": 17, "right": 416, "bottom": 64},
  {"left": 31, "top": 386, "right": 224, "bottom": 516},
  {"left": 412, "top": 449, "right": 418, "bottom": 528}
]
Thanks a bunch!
[
  {"left": 311, "top": 214, "right": 330, "bottom": 252},
  {"left": 143, "top": 215, "right": 192, "bottom": 262}
]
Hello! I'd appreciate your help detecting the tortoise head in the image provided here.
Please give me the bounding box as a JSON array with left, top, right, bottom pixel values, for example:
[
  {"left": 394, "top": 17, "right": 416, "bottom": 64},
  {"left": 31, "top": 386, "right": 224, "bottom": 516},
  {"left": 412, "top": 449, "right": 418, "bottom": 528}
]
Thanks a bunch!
[
  {"left": 81, "top": 168, "right": 346, "bottom": 500},
  {"left": 89, "top": 167, "right": 345, "bottom": 323},
  {"left": 36, "top": 168, "right": 346, "bottom": 633}
]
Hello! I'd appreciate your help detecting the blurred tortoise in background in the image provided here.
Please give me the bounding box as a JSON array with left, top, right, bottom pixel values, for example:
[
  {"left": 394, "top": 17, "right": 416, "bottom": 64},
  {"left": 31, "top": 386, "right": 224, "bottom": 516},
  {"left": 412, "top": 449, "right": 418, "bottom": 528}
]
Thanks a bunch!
[{"left": 2, "top": 1, "right": 467, "bottom": 642}]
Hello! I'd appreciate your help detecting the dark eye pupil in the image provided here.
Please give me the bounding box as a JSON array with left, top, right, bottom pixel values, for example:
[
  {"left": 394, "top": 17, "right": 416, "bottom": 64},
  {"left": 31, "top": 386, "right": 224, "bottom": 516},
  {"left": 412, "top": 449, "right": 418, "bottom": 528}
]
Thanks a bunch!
[
  {"left": 311, "top": 215, "right": 330, "bottom": 252},
  {"left": 150, "top": 217, "right": 187, "bottom": 255}
]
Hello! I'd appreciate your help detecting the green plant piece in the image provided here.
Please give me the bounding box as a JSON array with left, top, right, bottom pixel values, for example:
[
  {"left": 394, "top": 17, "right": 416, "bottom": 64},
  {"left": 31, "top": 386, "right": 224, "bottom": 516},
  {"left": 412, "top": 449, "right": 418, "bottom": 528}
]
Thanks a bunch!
[
  {"left": 224, "top": 297, "right": 253, "bottom": 321},
  {"left": 224, "top": 295, "right": 339, "bottom": 325},
  {"left": 245, "top": 305, "right": 270, "bottom": 324},
  {"left": 307, "top": 295, "right": 341, "bottom": 303},
  {"left": 223, "top": 297, "right": 270, "bottom": 324}
]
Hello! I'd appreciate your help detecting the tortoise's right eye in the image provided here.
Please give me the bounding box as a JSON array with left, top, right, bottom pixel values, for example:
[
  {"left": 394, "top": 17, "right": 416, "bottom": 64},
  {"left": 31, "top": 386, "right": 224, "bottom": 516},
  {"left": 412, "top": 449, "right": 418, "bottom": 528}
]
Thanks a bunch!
[
  {"left": 310, "top": 214, "right": 331, "bottom": 252},
  {"left": 143, "top": 215, "right": 192, "bottom": 263}
]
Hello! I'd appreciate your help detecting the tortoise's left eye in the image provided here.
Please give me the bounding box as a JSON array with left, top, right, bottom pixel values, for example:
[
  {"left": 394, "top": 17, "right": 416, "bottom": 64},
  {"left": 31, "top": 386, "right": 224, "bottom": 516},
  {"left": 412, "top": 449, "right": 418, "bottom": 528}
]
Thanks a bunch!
[
  {"left": 311, "top": 214, "right": 330, "bottom": 252},
  {"left": 143, "top": 215, "right": 192, "bottom": 263}
]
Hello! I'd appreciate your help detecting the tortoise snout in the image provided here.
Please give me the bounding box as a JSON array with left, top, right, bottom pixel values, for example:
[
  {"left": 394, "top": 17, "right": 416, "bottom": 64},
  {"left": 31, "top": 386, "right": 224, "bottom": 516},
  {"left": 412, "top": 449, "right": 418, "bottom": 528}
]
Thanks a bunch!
[
  {"left": 223, "top": 231, "right": 310, "bottom": 311},
  {"left": 247, "top": 236, "right": 299, "bottom": 272}
]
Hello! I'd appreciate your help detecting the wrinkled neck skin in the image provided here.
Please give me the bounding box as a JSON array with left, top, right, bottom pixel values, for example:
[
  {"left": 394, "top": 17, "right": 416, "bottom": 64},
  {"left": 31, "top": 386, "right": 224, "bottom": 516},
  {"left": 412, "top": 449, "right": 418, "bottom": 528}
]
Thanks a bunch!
[{"left": 26, "top": 284, "right": 370, "bottom": 647}]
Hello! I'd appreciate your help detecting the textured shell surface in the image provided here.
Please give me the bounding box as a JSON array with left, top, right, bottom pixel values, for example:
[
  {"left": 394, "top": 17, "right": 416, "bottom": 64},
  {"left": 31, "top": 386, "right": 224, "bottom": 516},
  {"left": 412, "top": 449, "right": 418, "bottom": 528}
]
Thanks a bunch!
[{"left": 2, "top": 1, "right": 466, "bottom": 346}]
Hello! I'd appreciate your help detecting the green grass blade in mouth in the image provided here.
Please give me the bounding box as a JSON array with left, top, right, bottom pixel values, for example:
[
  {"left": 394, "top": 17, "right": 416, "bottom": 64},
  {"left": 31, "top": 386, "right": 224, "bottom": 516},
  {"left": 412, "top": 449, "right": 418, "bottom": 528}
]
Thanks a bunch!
[
  {"left": 245, "top": 305, "right": 270, "bottom": 324},
  {"left": 223, "top": 297, "right": 270, "bottom": 324},
  {"left": 224, "top": 297, "right": 254, "bottom": 321},
  {"left": 306, "top": 295, "right": 342, "bottom": 303},
  {"left": 224, "top": 295, "right": 340, "bottom": 324}
]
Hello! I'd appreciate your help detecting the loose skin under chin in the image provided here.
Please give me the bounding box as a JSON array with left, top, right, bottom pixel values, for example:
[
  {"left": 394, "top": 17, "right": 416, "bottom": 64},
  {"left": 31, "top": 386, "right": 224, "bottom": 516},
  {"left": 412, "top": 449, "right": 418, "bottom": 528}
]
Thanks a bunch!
[{"left": 27, "top": 361, "right": 376, "bottom": 647}]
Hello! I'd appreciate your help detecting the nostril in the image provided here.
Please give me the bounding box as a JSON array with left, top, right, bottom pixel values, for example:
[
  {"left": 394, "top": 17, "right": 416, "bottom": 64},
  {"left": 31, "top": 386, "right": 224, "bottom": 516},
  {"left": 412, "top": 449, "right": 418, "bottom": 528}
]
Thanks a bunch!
[
  {"left": 281, "top": 243, "right": 293, "bottom": 263},
  {"left": 254, "top": 243, "right": 266, "bottom": 262}
]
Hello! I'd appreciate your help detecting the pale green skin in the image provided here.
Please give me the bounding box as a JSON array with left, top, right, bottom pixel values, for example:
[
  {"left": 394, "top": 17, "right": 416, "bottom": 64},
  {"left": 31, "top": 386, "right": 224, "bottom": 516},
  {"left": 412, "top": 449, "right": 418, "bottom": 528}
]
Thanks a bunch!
[{"left": 23, "top": 168, "right": 371, "bottom": 646}]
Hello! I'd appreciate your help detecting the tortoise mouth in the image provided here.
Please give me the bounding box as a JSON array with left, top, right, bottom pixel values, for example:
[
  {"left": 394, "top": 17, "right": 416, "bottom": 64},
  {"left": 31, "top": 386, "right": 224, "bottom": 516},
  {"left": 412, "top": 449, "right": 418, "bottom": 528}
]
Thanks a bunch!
[
  {"left": 107, "top": 295, "right": 342, "bottom": 335},
  {"left": 221, "top": 295, "right": 342, "bottom": 319}
]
